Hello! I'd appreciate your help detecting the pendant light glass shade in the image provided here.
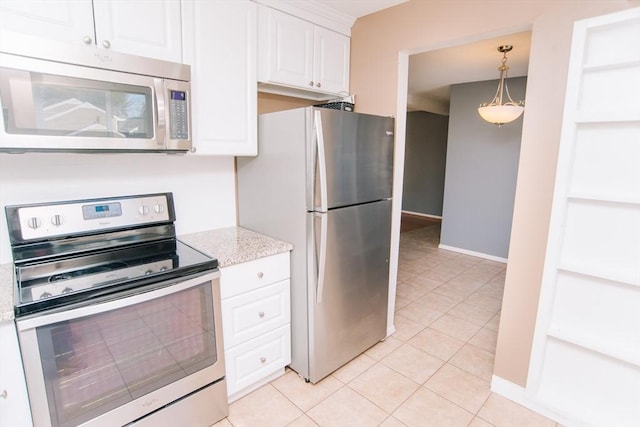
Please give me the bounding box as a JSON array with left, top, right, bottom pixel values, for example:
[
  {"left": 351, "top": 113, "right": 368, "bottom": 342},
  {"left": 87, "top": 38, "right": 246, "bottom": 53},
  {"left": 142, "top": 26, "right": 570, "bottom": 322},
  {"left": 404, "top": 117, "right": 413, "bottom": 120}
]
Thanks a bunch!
[
  {"left": 478, "top": 104, "right": 524, "bottom": 124},
  {"left": 478, "top": 45, "right": 525, "bottom": 126}
]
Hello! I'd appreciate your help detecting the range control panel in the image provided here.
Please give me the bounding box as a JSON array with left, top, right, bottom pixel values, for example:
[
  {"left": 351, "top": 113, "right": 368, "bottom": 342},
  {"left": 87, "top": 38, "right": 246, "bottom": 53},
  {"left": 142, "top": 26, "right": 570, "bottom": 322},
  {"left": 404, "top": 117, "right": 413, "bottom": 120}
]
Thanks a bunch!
[{"left": 7, "top": 193, "right": 174, "bottom": 242}]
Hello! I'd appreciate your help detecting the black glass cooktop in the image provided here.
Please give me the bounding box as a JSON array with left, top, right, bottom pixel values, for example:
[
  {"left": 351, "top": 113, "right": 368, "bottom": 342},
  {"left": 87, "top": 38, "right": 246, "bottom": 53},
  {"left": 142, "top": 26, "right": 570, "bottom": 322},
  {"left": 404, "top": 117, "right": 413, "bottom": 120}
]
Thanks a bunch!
[{"left": 14, "top": 239, "right": 218, "bottom": 317}]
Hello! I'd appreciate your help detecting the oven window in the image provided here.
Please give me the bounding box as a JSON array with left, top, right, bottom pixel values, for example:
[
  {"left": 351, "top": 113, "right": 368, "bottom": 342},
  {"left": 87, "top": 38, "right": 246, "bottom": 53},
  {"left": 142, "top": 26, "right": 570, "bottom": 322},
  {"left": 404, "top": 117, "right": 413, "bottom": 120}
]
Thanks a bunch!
[{"left": 34, "top": 282, "right": 217, "bottom": 427}]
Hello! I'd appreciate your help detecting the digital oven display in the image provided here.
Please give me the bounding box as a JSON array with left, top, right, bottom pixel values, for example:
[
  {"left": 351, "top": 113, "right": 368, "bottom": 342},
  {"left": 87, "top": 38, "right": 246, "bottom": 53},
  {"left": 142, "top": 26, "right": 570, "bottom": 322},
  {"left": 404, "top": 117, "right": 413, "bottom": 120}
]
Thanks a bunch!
[{"left": 82, "top": 202, "right": 123, "bottom": 220}]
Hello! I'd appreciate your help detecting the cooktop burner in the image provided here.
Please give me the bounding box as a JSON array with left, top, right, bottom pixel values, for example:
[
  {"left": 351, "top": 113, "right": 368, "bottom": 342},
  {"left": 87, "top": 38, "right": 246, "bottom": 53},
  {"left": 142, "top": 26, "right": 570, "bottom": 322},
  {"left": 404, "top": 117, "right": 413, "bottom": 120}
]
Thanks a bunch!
[{"left": 48, "top": 261, "right": 130, "bottom": 283}]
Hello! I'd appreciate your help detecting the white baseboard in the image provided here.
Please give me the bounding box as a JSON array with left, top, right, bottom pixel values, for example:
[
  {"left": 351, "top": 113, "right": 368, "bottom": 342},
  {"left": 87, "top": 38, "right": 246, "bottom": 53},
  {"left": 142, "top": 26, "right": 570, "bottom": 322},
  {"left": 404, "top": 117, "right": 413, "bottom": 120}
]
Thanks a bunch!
[
  {"left": 491, "top": 375, "right": 583, "bottom": 427},
  {"left": 438, "top": 244, "right": 507, "bottom": 263},
  {"left": 401, "top": 210, "right": 442, "bottom": 219}
]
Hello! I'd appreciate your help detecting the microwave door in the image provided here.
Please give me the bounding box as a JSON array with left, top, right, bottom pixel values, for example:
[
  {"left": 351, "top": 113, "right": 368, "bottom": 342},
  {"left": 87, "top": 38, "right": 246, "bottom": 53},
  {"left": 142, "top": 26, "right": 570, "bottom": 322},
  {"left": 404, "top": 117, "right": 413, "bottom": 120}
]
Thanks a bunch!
[{"left": 0, "top": 54, "right": 166, "bottom": 152}]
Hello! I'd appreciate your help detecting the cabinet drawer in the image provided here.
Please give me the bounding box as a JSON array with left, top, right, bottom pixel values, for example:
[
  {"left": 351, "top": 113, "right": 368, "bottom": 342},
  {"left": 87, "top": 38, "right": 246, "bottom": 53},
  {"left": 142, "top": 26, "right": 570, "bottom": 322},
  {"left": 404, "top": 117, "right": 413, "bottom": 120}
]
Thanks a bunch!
[
  {"left": 225, "top": 324, "right": 291, "bottom": 396},
  {"left": 220, "top": 252, "right": 290, "bottom": 299},
  {"left": 222, "top": 279, "right": 290, "bottom": 347}
]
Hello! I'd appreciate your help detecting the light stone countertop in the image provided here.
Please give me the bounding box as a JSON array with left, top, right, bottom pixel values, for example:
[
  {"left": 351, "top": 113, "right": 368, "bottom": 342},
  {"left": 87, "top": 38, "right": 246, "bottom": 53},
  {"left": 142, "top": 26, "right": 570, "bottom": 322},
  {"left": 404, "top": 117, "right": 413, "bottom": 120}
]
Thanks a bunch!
[
  {"left": 0, "top": 227, "right": 292, "bottom": 321},
  {"left": 179, "top": 226, "right": 293, "bottom": 268}
]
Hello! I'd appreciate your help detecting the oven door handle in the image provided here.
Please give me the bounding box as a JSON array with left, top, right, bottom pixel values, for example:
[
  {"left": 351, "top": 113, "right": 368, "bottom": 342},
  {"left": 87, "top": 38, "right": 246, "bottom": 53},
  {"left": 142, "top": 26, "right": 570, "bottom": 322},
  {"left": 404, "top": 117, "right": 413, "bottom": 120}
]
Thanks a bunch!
[{"left": 15, "top": 270, "right": 219, "bottom": 330}]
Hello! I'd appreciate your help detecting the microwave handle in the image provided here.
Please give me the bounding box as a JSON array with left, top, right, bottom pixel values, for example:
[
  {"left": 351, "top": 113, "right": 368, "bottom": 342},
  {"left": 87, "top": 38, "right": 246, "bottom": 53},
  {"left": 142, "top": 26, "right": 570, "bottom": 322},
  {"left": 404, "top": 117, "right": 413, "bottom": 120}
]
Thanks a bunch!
[{"left": 154, "top": 78, "right": 166, "bottom": 147}]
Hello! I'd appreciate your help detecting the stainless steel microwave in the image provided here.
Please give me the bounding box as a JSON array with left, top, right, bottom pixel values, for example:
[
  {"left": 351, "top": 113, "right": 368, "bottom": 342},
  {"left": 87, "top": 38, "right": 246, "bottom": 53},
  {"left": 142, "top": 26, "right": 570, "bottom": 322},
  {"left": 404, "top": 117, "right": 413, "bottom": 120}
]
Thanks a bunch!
[{"left": 0, "top": 37, "right": 191, "bottom": 153}]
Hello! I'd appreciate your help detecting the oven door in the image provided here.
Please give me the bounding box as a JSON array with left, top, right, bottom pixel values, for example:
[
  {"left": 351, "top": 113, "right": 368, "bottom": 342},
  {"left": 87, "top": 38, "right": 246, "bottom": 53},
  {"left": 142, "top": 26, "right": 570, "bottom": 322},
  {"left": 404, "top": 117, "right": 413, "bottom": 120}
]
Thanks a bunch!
[{"left": 16, "top": 271, "right": 225, "bottom": 427}]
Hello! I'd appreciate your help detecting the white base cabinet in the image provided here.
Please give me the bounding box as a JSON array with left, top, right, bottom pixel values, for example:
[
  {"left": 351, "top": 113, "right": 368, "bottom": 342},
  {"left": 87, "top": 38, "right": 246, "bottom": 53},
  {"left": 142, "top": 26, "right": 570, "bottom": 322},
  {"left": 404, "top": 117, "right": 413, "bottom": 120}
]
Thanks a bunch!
[
  {"left": 0, "top": 322, "right": 33, "bottom": 427},
  {"left": 219, "top": 252, "right": 291, "bottom": 402}
]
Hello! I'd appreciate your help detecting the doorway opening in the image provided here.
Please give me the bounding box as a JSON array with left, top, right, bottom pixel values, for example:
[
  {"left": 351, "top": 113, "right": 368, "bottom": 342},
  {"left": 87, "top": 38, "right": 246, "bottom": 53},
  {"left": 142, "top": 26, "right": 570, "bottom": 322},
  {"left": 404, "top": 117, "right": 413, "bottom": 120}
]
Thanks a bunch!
[{"left": 400, "top": 31, "right": 531, "bottom": 263}]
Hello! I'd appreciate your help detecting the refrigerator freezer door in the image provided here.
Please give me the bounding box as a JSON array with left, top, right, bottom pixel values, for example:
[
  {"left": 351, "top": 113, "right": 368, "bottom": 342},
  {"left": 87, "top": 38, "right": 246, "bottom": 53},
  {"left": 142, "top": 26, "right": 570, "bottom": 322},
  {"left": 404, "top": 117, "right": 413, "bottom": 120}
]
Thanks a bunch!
[
  {"left": 307, "top": 199, "right": 391, "bottom": 383},
  {"left": 309, "top": 108, "right": 394, "bottom": 211}
]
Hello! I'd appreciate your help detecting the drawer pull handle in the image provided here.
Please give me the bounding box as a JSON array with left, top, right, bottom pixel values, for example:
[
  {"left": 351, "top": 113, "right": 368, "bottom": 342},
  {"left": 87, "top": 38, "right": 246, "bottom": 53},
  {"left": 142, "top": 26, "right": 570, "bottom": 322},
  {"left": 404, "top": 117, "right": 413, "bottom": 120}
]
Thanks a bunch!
[
  {"left": 260, "top": 357, "right": 266, "bottom": 364},
  {"left": 257, "top": 272, "right": 264, "bottom": 279},
  {"left": 258, "top": 311, "right": 265, "bottom": 318},
  {"left": 1, "top": 390, "right": 7, "bottom": 399}
]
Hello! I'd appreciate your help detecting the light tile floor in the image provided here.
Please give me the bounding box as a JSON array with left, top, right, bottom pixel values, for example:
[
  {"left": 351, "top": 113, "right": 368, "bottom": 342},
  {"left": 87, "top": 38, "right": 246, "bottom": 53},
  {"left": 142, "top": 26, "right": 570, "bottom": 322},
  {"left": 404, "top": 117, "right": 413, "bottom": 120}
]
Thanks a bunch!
[{"left": 214, "top": 224, "right": 559, "bottom": 427}]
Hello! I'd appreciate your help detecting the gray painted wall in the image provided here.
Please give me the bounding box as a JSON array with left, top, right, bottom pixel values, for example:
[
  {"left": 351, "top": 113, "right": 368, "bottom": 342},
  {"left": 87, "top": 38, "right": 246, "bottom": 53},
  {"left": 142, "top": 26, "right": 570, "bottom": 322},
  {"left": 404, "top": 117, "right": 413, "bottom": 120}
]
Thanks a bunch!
[
  {"left": 440, "top": 77, "right": 526, "bottom": 259},
  {"left": 402, "top": 111, "right": 449, "bottom": 216}
]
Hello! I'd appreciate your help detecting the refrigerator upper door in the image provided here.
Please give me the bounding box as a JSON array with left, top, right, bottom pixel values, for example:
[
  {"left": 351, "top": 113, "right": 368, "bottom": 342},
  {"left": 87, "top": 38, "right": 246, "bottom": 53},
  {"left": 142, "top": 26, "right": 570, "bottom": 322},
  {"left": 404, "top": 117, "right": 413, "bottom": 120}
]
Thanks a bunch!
[
  {"left": 307, "top": 199, "right": 391, "bottom": 383},
  {"left": 308, "top": 108, "right": 394, "bottom": 212}
]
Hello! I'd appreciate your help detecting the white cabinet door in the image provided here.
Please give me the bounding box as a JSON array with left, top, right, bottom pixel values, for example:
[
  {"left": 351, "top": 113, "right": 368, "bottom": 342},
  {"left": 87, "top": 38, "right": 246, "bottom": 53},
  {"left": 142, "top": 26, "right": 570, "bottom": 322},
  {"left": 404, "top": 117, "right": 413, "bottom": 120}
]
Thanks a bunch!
[
  {"left": 258, "top": 6, "right": 314, "bottom": 90},
  {"left": 0, "top": 0, "right": 94, "bottom": 46},
  {"left": 92, "top": 0, "right": 182, "bottom": 62},
  {"left": 0, "top": 322, "right": 33, "bottom": 427},
  {"left": 0, "top": 0, "right": 182, "bottom": 63},
  {"left": 219, "top": 252, "right": 290, "bottom": 299},
  {"left": 224, "top": 324, "right": 291, "bottom": 398},
  {"left": 257, "top": 5, "right": 350, "bottom": 100},
  {"left": 182, "top": 0, "right": 257, "bottom": 156},
  {"left": 313, "top": 26, "right": 350, "bottom": 95},
  {"left": 221, "top": 279, "right": 290, "bottom": 348}
]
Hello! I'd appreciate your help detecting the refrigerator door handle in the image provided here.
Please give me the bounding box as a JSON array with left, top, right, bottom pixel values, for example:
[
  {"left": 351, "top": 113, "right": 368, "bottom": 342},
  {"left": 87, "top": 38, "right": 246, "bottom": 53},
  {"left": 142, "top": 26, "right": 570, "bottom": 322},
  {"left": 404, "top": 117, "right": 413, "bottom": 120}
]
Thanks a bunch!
[
  {"left": 314, "top": 110, "right": 328, "bottom": 212},
  {"left": 316, "top": 212, "right": 328, "bottom": 304}
]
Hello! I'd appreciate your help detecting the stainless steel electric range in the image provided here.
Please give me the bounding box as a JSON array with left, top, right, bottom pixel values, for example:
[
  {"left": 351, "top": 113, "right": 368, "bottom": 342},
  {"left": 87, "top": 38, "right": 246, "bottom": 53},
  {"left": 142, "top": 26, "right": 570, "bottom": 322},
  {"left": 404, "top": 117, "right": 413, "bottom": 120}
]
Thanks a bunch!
[{"left": 6, "top": 193, "right": 227, "bottom": 427}]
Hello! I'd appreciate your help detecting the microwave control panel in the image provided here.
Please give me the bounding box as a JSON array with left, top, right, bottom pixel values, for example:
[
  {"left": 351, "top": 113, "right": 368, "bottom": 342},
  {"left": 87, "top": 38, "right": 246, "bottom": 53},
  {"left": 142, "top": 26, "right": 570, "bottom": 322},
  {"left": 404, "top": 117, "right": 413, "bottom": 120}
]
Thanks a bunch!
[{"left": 168, "top": 90, "right": 189, "bottom": 140}]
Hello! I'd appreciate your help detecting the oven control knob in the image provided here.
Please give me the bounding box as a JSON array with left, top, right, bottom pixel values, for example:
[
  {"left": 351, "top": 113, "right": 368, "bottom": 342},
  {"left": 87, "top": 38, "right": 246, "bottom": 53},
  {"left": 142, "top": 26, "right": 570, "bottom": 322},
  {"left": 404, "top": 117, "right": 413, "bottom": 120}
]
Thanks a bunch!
[
  {"left": 27, "top": 217, "right": 42, "bottom": 229},
  {"left": 40, "top": 292, "right": 52, "bottom": 299},
  {"left": 138, "top": 206, "right": 150, "bottom": 216},
  {"left": 50, "top": 214, "right": 64, "bottom": 227},
  {"left": 154, "top": 204, "right": 164, "bottom": 214},
  {"left": 62, "top": 287, "right": 73, "bottom": 294}
]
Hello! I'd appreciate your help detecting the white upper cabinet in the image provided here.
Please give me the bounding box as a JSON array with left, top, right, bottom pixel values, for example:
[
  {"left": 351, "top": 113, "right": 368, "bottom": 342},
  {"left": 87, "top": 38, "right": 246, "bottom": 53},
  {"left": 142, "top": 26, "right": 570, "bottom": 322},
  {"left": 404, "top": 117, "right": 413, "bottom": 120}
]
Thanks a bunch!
[
  {"left": 92, "top": 0, "right": 182, "bottom": 62},
  {"left": 313, "top": 26, "right": 351, "bottom": 96},
  {"left": 0, "top": 0, "right": 94, "bottom": 44},
  {"left": 0, "top": 0, "right": 182, "bottom": 63},
  {"left": 257, "top": 6, "right": 350, "bottom": 100},
  {"left": 259, "top": 9, "right": 314, "bottom": 91},
  {"left": 182, "top": 0, "right": 257, "bottom": 156}
]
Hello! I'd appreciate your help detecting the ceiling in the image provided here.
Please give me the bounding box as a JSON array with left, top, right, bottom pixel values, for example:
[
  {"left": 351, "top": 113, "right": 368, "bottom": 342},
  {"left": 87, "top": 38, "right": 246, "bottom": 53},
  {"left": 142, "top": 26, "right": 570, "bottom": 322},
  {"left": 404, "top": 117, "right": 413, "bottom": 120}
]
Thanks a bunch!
[
  {"left": 310, "top": 1, "right": 531, "bottom": 117},
  {"left": 408, "top": 31, "right": 532, "bottom": 115},
  {"left": 311, "top": 0, "right": 409, "bottom": 20}
]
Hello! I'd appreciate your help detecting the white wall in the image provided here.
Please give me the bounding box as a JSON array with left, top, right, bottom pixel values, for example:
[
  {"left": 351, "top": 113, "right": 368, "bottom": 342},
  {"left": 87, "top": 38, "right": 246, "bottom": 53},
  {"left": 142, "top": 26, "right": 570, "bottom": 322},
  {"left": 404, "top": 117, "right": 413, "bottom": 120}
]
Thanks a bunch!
[{"left": 0, "top": 153, "right": 237, "bottom": 263}]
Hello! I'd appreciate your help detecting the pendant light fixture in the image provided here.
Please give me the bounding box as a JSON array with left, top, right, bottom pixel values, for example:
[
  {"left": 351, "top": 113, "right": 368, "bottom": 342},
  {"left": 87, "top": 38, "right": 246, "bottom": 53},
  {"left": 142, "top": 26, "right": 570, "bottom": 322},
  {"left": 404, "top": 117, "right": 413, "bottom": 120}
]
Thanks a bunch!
[{"left": 477, "top": 45, "right": 525, "bottom": 126}]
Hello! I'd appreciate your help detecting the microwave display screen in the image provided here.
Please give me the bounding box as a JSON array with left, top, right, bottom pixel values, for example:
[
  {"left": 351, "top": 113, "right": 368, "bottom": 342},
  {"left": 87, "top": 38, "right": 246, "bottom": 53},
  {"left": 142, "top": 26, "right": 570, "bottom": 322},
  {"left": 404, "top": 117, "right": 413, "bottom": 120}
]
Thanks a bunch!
[{"left": 170, "top": 90, "right": 186, "bottom": 101}]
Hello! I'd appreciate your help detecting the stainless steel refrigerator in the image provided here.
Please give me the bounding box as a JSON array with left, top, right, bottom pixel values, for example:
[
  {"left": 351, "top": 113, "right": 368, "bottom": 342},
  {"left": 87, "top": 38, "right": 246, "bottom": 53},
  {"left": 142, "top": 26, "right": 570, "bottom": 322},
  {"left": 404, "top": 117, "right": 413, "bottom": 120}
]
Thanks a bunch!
[{"left": 237, "top": 106, "right": 394, "bottom": 383}]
